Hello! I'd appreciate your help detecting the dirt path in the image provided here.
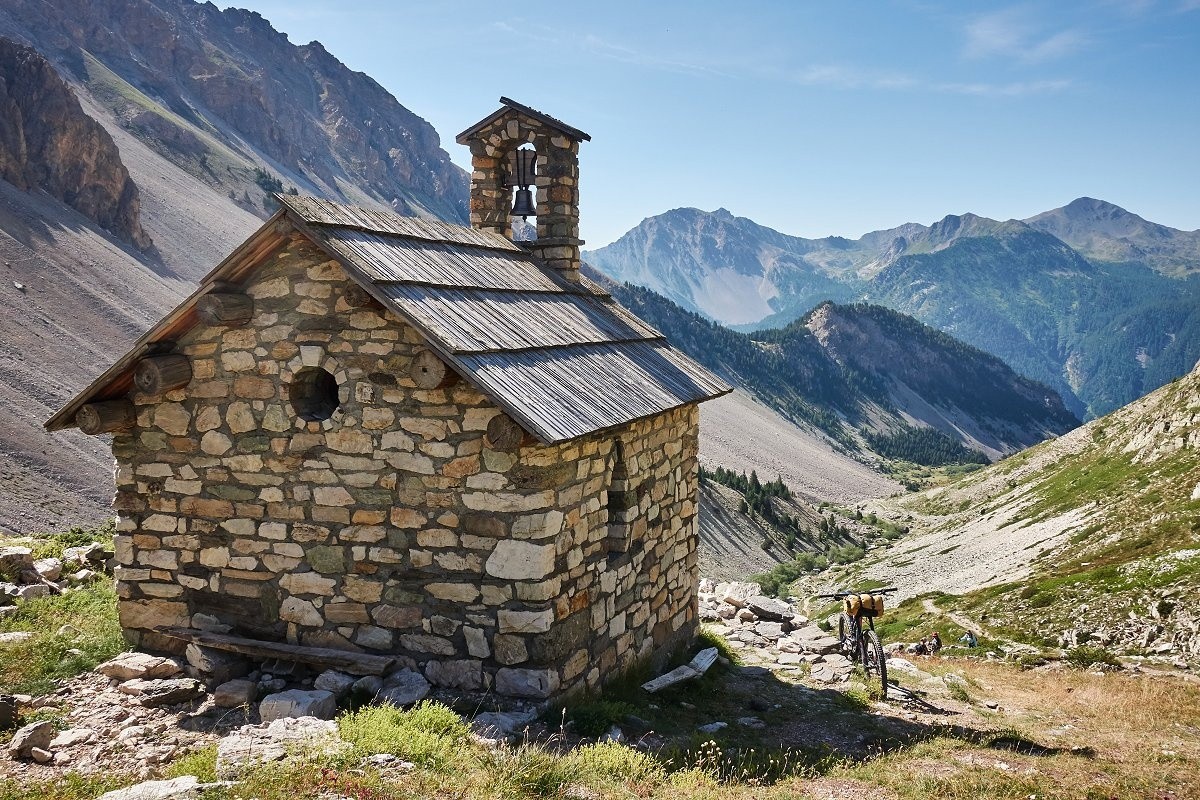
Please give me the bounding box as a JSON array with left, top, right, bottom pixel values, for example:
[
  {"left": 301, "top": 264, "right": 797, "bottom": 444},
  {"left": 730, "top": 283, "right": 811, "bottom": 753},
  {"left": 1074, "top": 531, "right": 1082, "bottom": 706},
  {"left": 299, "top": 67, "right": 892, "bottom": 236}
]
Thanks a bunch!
[{"left": 922, "top": 597, "right": 995, "bottom": 641}]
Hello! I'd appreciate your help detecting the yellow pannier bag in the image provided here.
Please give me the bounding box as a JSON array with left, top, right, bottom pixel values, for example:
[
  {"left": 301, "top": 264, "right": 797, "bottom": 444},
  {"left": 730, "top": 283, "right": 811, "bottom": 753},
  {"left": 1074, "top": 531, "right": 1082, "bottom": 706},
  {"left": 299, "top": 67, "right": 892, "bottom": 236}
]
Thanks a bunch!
[
  {"left": 860, "top": 593, "right": 884, "bottom": 616},
  {"left": 843, "top": 594, "right": 861, "bottom": 615}
]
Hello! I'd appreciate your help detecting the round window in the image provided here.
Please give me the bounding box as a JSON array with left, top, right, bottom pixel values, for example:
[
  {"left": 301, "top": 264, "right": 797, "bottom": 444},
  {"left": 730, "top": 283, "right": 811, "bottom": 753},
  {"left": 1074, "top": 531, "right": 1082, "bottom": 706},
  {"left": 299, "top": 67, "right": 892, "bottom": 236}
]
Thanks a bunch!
[{"left": 291, "top": 367, "right": 339, "bottom": 422}]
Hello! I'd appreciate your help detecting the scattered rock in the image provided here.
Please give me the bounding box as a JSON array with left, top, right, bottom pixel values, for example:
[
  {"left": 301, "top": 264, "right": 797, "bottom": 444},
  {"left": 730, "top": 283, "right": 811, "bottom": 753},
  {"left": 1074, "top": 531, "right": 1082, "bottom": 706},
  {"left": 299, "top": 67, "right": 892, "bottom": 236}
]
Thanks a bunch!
[
  {"left": 642, "top": 647, "right": 719, "bottom": 693},
  {"left": 0, "top": 548, "right": 34, "bottom": 581},
  {"left": 216, "top": 716, "right": 343, "bottom": 779},
  {"left": 119, "top": 678, "right": 203, "bottom": 707},
  {"left": 600, "top": 725, "right": 623, "bottom": 742},
  {"left": 49, "top": 728, "right": 95, "bottom": 749},
  {"left": 696, "top": 721, "right": 727, "bottom": 734},
  {"left": 377, "top": 669, "right": 430, "bottom": 707},
  {"left": 471, "top": 709, "right": 537, "bottom": 740},
  {"left": 33, "top": 558, "right": 62, "bottom": 581},
  {"left": 737, "top": 716, "right": 766, "bottom": 729},
  {"left": 212, "top": 679, "right": 257, "bottom": 708},
  {"left": 748, "top": 595, "right": 793, "bottom": 622},
  {"left": 185, "top": 644, "right": 248, "bottom": 684},
  {"left": 8, "top": 720, "right": 54, "bottom": 759},
  {"left": 96, "top": 775, "right": 229, "bottom": 800},
  {"left": 97, "top": 652, "right": 184, "bottom": 681},
  {"left": 259, "top": 689, "right": 336, "bottom": 721},
  {"left": 314, "top": 670, "right": 356, "bottom": 699},
  {"left": 0, "top": 632, "right": 33, "bottom": 645}
]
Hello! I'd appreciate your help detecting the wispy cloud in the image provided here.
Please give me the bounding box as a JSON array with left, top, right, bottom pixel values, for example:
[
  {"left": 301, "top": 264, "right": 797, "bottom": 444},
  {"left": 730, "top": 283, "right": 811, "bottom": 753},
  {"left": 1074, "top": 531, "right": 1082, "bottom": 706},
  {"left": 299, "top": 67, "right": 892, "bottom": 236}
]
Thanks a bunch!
[
  {"left": 964, "top": 7, "right": 1088, "bottom": 63},
  {"left": 789, "top": 64, "right": 918, "bottom": 90},
  {"left": 938, "top": 78, "right": 1073, "bottom": 96}
]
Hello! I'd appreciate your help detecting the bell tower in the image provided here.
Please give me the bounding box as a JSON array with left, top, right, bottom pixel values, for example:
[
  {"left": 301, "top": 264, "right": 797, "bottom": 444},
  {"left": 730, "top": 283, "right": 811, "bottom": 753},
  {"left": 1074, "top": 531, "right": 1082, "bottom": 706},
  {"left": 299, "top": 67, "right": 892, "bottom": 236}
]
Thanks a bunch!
[{"left": 456, "top": 97, "right": 590, "bottom": 280}]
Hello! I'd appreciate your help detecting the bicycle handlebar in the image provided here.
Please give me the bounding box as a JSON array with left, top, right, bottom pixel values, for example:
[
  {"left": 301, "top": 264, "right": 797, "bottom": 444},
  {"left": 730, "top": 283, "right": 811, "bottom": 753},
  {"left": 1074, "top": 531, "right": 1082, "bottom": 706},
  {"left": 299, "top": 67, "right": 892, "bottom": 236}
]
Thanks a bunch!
[{"left": 816, "top": 587, "right": 898, "bottom": 599}]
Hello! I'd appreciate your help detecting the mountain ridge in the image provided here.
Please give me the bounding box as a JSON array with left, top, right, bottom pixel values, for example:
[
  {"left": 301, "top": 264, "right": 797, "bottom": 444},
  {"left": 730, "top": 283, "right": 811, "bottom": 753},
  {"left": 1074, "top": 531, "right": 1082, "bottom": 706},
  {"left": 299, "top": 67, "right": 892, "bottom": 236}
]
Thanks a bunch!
[{"left": 586, "top": 201, "right": 1200, "bottom": 419}]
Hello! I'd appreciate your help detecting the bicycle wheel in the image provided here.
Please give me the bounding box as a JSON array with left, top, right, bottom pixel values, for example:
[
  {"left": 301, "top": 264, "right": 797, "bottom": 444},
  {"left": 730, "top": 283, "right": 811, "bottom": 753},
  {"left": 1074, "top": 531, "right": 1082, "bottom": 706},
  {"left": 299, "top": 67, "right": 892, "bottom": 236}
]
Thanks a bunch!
[
  {"left": 837, "top": 613, "right": 857, "bottom": 661},
  {"left": 862, "top": 629, "right": 889, "bottom": 699}
]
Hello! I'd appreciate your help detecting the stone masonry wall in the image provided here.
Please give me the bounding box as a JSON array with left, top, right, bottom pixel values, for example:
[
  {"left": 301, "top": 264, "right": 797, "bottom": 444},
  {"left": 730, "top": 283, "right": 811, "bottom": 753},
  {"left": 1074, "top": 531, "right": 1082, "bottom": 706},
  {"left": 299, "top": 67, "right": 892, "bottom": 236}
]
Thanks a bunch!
[{"left": 111, "top": 240, "right": 700, "bottom": 699}]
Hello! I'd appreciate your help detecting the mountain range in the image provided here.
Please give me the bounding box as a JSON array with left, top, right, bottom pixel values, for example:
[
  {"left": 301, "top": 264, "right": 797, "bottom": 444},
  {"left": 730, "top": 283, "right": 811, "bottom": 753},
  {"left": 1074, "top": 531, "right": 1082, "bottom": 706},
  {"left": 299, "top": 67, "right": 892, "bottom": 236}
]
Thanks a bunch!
[
  {"left": 601, "top": 275, "right": 1078, "bottom": 461},
  {"left": 585, "top": 201, "right": 1200, "bottom": 419},
  {"left": 0, "top": 0, "right": 1171, "bottom": 543}
]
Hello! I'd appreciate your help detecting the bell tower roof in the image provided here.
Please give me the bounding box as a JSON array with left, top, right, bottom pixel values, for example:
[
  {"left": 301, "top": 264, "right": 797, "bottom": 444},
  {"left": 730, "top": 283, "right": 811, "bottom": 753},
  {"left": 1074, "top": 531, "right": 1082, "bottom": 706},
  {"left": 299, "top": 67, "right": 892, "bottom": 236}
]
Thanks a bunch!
[{"left": 456, "top": 96, "right": 591, "bottom": 144}]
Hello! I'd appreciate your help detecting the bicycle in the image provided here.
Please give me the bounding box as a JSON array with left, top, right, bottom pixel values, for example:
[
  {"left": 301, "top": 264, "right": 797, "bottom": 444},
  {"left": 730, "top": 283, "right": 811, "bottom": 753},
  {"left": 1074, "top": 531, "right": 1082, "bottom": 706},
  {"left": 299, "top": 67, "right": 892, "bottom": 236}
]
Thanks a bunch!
[{"left": 816, "top": 587, "right": 897, "bottom": 699}]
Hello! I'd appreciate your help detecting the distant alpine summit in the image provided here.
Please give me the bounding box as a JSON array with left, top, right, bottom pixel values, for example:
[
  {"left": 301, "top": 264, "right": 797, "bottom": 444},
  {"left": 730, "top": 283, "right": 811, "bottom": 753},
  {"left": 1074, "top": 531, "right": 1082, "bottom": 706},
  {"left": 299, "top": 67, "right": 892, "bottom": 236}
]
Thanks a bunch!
[{"left": 585, "top": 200, "right": 1200, "bottom": 418}]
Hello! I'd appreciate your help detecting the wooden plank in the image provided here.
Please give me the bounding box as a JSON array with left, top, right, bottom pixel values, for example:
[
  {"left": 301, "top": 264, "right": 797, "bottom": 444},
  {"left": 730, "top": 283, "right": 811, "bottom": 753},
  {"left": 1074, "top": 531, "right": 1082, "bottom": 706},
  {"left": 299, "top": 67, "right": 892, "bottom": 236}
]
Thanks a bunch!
[{"left": 156, "top": 626, "right": 396, "bottom": 675}]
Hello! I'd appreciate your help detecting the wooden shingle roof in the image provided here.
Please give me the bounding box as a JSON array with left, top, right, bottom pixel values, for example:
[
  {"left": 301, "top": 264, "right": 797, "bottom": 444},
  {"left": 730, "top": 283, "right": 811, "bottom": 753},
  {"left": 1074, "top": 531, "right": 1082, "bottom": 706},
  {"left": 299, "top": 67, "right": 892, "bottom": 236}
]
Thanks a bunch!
[{"left": 47, "top": 196, "right": 729, "bottom": 443}]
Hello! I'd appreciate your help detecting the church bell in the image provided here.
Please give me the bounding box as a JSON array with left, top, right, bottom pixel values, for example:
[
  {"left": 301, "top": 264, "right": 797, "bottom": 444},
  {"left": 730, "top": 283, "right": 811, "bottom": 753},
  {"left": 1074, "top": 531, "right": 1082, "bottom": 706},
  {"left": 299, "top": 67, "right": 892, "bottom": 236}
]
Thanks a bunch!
[
  {"left": 510, "top": 147, "right": 537, "bottom": 220},
  {"left": 511, "top": 188, "right": 536, "bottom": 220}
]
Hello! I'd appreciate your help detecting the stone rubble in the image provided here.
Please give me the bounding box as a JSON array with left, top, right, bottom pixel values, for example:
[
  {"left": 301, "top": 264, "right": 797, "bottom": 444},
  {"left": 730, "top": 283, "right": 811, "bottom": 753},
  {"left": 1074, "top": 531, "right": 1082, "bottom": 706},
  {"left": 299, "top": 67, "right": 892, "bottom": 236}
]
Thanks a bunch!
[
  {"left": 0, "top": 544, "right": 114, "bottom": 610},
  {"left": 698, "top": 580, "right": 854, "bottom": 683}
]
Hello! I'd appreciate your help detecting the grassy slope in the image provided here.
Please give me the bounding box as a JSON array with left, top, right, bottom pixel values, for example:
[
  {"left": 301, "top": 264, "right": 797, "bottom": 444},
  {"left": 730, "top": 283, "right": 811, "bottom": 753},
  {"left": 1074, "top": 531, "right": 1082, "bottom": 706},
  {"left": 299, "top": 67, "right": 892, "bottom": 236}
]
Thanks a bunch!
[{"left": 874, "top": 366, "right": 1200, "bottom": 656}]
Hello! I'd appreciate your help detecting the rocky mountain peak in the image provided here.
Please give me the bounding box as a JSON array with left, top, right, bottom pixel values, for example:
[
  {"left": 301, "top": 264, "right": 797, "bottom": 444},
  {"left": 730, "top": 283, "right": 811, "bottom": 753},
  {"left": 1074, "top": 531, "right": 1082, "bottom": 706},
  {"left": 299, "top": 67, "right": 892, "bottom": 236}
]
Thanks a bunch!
[{"left": 0, "top": 37, "right": 151, "bottom": 250}]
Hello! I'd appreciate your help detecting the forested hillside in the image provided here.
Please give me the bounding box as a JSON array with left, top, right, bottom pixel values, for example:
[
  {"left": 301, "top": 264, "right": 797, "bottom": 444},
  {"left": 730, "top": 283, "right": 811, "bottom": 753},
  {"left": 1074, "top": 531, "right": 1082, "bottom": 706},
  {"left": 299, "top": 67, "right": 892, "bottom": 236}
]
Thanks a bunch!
[{"left": 600, "top": 275, "right": 1078, "bottom": 460}]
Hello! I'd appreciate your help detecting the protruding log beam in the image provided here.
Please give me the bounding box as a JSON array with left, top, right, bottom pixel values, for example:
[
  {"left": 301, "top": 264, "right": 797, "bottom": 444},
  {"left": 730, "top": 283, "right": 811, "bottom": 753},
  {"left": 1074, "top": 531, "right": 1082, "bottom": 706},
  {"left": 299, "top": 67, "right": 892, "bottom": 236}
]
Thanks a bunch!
[
  {"left": 134, "top": 354, "right": 192, "bottom": 396},
  {"left": 77, "top": 399, "right": 135, "bottom": 435},
  {"left": 196, "top": 292, "right": 253, "bottom": 327},
  {"left": 409, "top": 349, "right": 459, "bottom": 390},
  {"left": 344, "top": 284, "right": 379, "bottom": 309},
  {"left": 486, "top": 412, "right": 529, "bottom": 452}
]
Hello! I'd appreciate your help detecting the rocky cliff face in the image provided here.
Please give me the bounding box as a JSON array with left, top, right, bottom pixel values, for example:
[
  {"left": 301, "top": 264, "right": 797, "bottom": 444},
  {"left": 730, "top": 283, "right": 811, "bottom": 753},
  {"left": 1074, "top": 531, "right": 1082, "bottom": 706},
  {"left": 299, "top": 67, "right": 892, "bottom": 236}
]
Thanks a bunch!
[
  {"left": 0, "top": 0, "right": 467, "bottom": 221},
  {"left": 0, "top": 38, "right": 150, "bottom": 250}
]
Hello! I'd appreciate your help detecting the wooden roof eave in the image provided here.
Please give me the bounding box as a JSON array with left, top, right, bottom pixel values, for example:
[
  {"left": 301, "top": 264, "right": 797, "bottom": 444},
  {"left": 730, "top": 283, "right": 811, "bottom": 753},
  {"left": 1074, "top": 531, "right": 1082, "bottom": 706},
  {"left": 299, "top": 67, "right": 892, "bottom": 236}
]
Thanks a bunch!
[
  {"left": 279, "top": 210, "right": 563, "bottom": 447},
  {"left": 44, "top": 212, "right": 292, "bottom": 432}
]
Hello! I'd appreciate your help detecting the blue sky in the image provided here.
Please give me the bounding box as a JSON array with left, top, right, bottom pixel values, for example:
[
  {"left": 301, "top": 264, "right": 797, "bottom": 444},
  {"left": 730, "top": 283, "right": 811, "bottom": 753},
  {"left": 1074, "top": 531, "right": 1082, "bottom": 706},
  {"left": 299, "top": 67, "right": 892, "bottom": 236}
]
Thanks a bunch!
[{"left": 223, "top": 1, "right": 1200, "bottom": 247}]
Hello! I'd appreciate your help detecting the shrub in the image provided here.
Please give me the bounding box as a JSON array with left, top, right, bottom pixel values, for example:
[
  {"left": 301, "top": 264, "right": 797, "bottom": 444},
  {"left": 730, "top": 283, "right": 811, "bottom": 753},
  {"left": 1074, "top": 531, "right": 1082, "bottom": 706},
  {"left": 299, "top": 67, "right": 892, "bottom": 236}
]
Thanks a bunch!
[
  {"left": 166, "top": 744, "right": 218, "bottom": 781},
  {"left": 564, "top": 699, "right": 635, "bottom": 738},
  {"left": 337, "top": 701, "right": 469, "bottom": 770},
  {"left": 569, "top": 741, "right": 665, "bottom": 786},
  {"left": 1064, "top": 645, "right": 1122, "bottom": 670},
  {"left": 485, "top": 744, "right": 575, "bottom": 799}
]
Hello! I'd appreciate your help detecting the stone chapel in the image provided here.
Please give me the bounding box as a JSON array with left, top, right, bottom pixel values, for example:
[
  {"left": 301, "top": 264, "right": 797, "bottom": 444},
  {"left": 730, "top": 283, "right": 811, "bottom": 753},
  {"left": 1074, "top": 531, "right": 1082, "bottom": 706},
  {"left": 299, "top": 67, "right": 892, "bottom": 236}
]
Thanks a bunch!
[{"left": 46, "top": 98, "right": 730, "bottom": 699}]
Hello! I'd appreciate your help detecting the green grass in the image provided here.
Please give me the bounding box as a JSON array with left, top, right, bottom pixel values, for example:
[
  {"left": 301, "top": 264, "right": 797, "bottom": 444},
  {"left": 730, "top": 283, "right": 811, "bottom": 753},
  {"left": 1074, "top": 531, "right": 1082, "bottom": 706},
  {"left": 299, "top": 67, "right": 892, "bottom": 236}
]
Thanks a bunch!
[
  {"left": 0, "top": 773, "right": 131, "bottom": 800},
  {"left": 0, "top": 579, "right": 126, "bottom": 695},
  {"left": 337, "top": 701, "right": 471, "bottom": 771}
]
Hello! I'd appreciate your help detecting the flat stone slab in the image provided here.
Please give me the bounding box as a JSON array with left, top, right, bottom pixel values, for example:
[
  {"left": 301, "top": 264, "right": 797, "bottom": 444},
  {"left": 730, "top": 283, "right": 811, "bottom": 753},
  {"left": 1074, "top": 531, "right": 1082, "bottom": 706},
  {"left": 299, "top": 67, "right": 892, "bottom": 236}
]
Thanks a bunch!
[
  {"left": 217, "top": 716, "right": 343, "bottom": 779},
  {"left": 97, "top": 652, "right": 184, "bottom": 681},
  {"left": 641, "top": 647, "right": 718, "bottom": 693},
  {"left": 260, "top": 689, "right": 336, "bottom": 721},
  {"left": 118, "top": 678, "right": 202, "bottom": 707},
  {"left": 747, "top": 596, "right": 793, "bottom": 622},
  {"left": 97, "top": 776, "right": 232, "bottom": 800}
]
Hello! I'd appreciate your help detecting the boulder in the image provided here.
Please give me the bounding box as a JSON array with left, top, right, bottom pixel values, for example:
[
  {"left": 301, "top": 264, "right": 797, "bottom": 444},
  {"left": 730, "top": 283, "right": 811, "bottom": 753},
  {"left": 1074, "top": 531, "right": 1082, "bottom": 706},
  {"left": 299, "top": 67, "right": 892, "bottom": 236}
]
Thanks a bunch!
[
  {"left": 377, "top": 669, "right": 431, "bottom": 706},
  {"left": 213, "top": 679, "right": 257, "bottom": 708},
  {"left": 754, "top": 621, "right": 785, "bottom": 640},
  {"left": 313, "top": 670, "right": 356, "bottom": 699},
  {"left": 0, "top": 632, "right": 33, "bottom": 645},
  {"left": 49, "top": 728, "right": 95, "bottom": 749},
  {"left": 62, "top": 542, "right": 107, "bottom": 567},
  {"left": 30, "top": 747, "right": 53, "bottom": 763},
  {"left": 33, "top": 558, "right": 62, "bottom": 582},
  {"left": 0, "top": 548, "right": 33, "bottom": 581},
  {"left": 216, "top": 716, "right": 342, "bottom": 779},
  {"left": 8, "top": 720, "right": 54, "bottom": 759},
  {"left": 119, "top": 678, "right": 203, "bottom": 707},
  {"left": 97, "top": 652, "right": 184, "bottom": 681},
  {"left": 259, "top": 689, "right": 336, "bottom": 722},
  {"left": 185, "top": 644, "right": 248, "bottom": 684},
  {"left": 471, "top": 710, "right": 537, "bottom": 740},
  {"left": 747, "top": 595, "right": 793, "bottom": 622},
  {"left": 97, "top": 775, "right": 232, "bottom": 800},
  {"left": 16, "top": 585, "right": 50, "bottom": 601}
]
